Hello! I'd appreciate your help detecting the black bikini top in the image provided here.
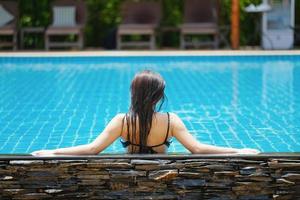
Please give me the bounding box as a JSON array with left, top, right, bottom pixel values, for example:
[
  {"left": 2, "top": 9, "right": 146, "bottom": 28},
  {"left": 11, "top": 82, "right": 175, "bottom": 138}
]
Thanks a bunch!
[{"left": 120, "top": 112, "right": 171, "bottom": 154}]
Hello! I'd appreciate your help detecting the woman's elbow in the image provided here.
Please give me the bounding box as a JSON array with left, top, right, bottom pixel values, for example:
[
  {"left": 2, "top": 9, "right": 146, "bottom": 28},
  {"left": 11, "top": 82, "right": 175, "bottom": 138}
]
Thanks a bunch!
[
  {"left": 189, "top": 145, "right": 211, "bottom": 154},
  {"left": 189, "top": 146, "right": 204, "bottom": 154},
  {"left": 89, "top": 144, "right": 100, "bottom": 155}
]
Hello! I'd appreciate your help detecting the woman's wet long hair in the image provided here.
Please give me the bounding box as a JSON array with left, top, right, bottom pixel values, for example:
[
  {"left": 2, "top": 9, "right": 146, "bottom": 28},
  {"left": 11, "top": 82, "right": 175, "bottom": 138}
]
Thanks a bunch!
[{"left": 124, "top": 70, "right": 166, "bottom": 153}]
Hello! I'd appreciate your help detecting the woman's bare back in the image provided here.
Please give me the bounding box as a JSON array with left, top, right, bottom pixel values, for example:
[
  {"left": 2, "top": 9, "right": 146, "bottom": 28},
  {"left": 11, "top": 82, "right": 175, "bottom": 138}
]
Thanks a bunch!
[{"left": 120, "top": 112, "right": 172, "bottom": 153}]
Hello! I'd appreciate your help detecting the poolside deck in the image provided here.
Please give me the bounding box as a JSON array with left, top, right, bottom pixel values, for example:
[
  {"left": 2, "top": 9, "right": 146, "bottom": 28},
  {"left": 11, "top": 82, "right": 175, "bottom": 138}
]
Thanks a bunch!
[{"left": 0, "top": 50, "right": 300, "bottom": 57}]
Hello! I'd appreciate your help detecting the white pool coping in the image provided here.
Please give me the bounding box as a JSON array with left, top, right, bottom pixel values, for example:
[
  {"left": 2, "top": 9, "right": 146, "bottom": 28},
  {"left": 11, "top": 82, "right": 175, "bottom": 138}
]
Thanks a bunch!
[{"left": 0, "top": 50, "right": 300, "bottom": 57}]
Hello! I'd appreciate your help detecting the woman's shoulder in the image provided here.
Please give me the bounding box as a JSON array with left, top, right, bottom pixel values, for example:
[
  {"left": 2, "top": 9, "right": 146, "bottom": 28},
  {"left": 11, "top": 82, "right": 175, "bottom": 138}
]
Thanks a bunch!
[
  {"left": 109, "top": 114, "right": 127, "bottom": 130},
  {"left": 165, "top": 113, "right": 184, "bottom": 129},
  {"left": 166, "top": 112, "right": 180, "bottom": 120},
  {"left": 107, "top": 113, "right": 126, "bottom": 125},
  {"left": 155, "top": 112, "right": 181, "bottom": 121},
  {"left": 114, "top": 113, "right": 126, "bottom": 120}
]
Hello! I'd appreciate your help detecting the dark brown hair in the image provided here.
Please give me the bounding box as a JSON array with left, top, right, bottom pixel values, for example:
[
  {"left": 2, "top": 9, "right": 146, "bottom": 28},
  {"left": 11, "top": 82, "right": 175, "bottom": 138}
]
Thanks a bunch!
[{"left": 125, "top": 70, "right": 166, "bottom": 153}]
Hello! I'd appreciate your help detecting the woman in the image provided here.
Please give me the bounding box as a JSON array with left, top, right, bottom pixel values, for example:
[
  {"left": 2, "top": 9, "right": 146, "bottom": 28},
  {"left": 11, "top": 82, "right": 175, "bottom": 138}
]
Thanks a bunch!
[{"left": 32, "top": 70, "right": 260, "bottom": 156}]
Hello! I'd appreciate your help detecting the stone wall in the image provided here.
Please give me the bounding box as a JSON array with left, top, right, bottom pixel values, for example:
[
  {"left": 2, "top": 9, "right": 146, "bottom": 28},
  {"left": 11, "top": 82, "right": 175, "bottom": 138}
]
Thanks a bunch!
[{"left": 0, "top": 155, "right": 300, "bottom": 200}]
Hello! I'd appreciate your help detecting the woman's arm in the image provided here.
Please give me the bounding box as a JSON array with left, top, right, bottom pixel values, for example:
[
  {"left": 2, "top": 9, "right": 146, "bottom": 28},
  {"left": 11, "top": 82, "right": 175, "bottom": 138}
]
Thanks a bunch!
[
  {"left": 170, "top": 113, "right": 260, "bottom": 154},
  {"left": 31, "top": 114, "right": 124, "bottom": 156}
]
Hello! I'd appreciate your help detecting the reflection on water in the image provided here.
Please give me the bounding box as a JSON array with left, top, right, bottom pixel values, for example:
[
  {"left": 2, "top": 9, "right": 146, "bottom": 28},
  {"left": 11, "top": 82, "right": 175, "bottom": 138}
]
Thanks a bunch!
[{"left": 262, "top": 61, "right": 294, "bottom": 112}]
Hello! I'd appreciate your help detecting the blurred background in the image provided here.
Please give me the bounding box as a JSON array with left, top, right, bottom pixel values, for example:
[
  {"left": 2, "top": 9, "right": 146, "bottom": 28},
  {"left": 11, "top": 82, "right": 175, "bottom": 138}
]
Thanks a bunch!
[{"left": 7, "top": 0, "right": 300, "bottom": 49}]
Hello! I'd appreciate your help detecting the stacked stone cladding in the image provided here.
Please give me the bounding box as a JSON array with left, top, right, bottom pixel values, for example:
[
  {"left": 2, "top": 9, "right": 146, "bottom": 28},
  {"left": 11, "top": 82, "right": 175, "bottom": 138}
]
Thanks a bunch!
[{"left": 0, "top": 155, "right": 299, "bottom": 199}]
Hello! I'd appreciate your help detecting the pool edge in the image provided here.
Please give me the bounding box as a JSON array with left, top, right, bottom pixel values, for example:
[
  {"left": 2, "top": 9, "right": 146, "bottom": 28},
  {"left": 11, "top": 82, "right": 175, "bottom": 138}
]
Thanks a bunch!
[
  {"left": 1, "top": 153, "right": 300, "bottom": 160},
  {"left": 1, "top": 50, "right": 300, "bottom": 57}
]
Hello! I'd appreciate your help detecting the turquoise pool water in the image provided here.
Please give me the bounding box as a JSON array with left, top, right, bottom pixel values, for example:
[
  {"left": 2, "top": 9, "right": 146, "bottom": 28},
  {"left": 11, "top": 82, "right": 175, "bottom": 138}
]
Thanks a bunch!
[{"left": 0, "top": 55, "right": 299, "bottom": 153}]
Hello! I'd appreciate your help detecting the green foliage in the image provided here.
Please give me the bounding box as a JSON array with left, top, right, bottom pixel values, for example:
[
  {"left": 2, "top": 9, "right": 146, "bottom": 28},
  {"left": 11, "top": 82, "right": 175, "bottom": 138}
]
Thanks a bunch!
[
  {"left": 19, "top": 0, "right": 50, "bottom": 27},
  {"left": 19, "top": 0, "right": 50, "bottom": 48},
  {"left": 18, "top": 0, "right": 300, "bottom": 49},
  {"left": 296, "top": 0, "right": 300, "bottom": 25},
  {"left": 85, "top": 0, "right": 121, "bottom": 47}
]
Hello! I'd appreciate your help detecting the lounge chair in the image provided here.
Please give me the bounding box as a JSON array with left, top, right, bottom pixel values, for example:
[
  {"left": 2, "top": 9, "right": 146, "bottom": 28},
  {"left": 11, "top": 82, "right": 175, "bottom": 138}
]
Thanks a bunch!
[
  {"left": 117, "top": 0, "right": 161, "bottom": 50},
  {"left": 180, "top": 0, "right": 220, "bottom": 49},
  {"left": 45, "top": 0, "right": 86, "bottom": 50},
  {"left": 0, "top": 0, "right": 18, "bottom": 50}
]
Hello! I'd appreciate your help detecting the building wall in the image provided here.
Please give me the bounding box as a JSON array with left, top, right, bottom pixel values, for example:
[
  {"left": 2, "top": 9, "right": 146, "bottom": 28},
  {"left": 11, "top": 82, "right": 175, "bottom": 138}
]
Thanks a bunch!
[{"left": 0, "top": 156, "right": 300, "bottom": 199}]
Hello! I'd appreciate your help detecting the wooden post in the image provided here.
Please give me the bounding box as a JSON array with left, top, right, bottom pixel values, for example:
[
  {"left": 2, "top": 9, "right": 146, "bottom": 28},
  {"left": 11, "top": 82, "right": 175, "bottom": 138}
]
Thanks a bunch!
[{"left": 231, "top": 0, "right": 240, "bottom": 49}]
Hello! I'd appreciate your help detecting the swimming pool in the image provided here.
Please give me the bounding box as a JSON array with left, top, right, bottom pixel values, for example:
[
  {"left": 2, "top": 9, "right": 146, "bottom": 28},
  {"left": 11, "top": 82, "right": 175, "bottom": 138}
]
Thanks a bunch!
[{"left": 0, "top": 53, "right": 299, "bottom": 153}]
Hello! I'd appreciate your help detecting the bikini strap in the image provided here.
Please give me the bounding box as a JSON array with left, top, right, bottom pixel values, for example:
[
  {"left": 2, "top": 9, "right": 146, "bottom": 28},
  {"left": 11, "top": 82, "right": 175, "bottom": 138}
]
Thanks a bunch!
[
  {"left": 120, "top": 139, "right": 131, "bottom": 148},
  {"left": 121, "top": 114, "right": 125, "bottom": 135},
  {"left": 125, "top": 113, "right": 130, "bottom": 142},
  {"left": 163, "top": 112, "right": 170, "bottom": 144}
]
